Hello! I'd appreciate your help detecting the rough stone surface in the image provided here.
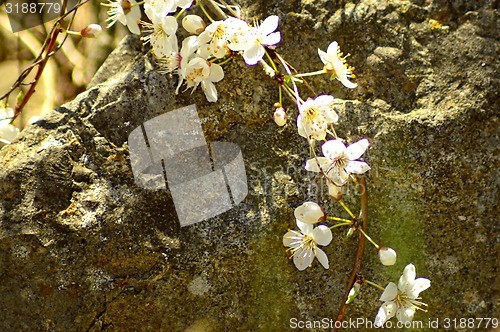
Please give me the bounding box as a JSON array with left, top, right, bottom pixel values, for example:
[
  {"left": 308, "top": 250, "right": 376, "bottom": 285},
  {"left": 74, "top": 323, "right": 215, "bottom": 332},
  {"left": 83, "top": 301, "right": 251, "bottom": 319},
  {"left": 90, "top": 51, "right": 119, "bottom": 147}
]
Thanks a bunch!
[{"left": 0, "top": 0, "right": 498, "bottom": 331}]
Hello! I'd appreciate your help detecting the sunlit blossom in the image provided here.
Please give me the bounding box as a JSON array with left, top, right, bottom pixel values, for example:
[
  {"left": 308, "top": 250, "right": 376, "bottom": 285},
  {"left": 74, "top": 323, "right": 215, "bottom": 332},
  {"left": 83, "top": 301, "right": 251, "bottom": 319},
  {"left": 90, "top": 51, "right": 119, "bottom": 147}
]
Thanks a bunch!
[{"left": 318, "top": 41, "right": 357, "bottom": 89}]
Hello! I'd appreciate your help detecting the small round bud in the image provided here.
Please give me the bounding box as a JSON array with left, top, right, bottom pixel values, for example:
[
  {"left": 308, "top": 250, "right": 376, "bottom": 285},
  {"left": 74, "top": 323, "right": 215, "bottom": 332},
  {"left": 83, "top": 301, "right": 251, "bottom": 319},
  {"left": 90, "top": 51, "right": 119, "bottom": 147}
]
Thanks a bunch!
[
  {"left": 182, "top": 15, "right": 206, "bottom": 35},
  {"left": 378, "top": 247, "right": 397, "bottom": 266},
  {"left": 273, "top": 107, "right": 286, "bottom": 126},
  {"left": 80, "top": 24, "right": 102, "bottom": 38},
  {"left": 294, "top": 201, "right": 326, "bottom": 224}
]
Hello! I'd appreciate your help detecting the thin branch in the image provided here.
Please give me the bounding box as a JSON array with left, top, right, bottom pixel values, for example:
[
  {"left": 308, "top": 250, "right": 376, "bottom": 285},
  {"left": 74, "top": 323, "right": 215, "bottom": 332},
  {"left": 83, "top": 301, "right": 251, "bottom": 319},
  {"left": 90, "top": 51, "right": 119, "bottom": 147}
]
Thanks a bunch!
[{"left": 333, "top": 174, "right": 368, "bottom": 332}]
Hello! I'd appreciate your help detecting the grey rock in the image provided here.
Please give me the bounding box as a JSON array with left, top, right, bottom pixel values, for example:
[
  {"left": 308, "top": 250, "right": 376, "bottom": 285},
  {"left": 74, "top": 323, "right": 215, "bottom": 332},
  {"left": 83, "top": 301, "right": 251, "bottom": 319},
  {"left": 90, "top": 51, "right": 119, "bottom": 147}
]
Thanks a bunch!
[{"left": 0, "top": 0, "right": 498, "bottom": 331}]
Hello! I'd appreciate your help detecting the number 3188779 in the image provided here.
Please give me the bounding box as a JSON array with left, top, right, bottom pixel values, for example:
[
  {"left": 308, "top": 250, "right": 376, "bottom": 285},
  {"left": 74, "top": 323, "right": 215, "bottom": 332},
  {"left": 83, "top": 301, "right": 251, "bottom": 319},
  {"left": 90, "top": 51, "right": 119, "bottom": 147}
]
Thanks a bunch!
[{"left": 5, "top": 2, "right": 62, "bottom": 14}]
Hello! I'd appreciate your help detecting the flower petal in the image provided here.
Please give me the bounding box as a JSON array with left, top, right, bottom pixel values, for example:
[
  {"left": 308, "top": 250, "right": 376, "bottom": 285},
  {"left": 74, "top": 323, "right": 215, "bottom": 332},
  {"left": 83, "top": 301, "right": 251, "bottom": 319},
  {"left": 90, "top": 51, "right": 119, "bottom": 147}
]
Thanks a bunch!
[
  {"left": 327, "top": 182, "right": 342, "bottom": 200},
  {"left": 263, "top": 32, "right": 281, "bottom": 46},
  {"left": 396, "top": 303, "right": 416, "bottom": 324},
  {"left": 345, "top": 139, "right": 369, "bottom": 160},
  {"left": 313, "top": 247, "right": 329, "bottom": 269},
  {"left": 293, "top": 246, "right": 314, "bottom": 271},
  {"left": 243, "top": 43, "right": 265, "bottom": 65},
  {"left": 208, "top": 63, "right": 224, "bottom": 82},
  {"left": 327, "top": 167, "right": 349, "bottom": 186},
  {"left": 326, "top": 41, "right": 338, "bottom": 56},
  {"left": 305, "top": 157, "right": 329, "bottom": 172},
  {"left": 374, "top": 301, "right": 397, "bottom": 327},
  {"left": 283, "top": 230, "right": 303, "bottom": 248},
  {"left": 201, "top": 80, "right": 218, "bottom": 102},
  {"left": 296, "top": 219, "right": 313, "bottom": 235},
  {"left": 345, "top": 160, "right": 370, "bottom": 174},
  {"left": 408, "top": 278, "right": 431, "bottom": 298},
  {"left": 322, "top": 139, "right": 346, "bottom": 160},
  {"left": 380, "top": 282, "right": 398, "bottom": 302},
  {"left": 399, "top": 264, "right": 417, "bottom": 292},
  {"left": 318, "top": 48, "right": 329, "bottom": 65},
  {"left": 312, "top": 225, "right": 333, "bottom": 246},
  {"left": 258, "top": 15, "right": 279, "bottom": 35}
]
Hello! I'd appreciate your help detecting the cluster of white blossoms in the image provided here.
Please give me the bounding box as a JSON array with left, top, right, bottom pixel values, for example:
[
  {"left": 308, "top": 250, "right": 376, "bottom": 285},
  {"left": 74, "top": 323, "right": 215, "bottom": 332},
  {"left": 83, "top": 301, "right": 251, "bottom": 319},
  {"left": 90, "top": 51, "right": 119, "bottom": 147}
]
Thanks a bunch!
[{"left": 103, "top": 0, "right": 281, "bottom": 102}]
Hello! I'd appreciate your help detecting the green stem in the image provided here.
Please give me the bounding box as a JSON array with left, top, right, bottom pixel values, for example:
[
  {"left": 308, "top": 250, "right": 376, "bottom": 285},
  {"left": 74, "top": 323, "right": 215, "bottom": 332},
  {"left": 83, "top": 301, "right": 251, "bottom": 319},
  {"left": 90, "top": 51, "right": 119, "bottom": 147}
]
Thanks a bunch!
[
  {"left": 364, "top": 279, "right": 385, "bottom": 291},
  {"left": 198, "top": 1, "right": 214, "bottom": 23},
  {"left": 358, "top": 227, "right": 379, "bottom": 249},
  {"left": 176, "top": 8, "right": 187, "bottom": 19},
  {"left": 338, "top": 200, "right": 355, "bottom": 219},
  {"left": 329, "top": 222, "right": 352, "bottom": 230},
  {"left": 292, "top": 69, "right": 327, "bottom": 78},
  {"left": 265, "top": 50, "right": 278, "bottom": 72},
  {"left": 327, "top": 216, "right": 352, "bottom": 223}
]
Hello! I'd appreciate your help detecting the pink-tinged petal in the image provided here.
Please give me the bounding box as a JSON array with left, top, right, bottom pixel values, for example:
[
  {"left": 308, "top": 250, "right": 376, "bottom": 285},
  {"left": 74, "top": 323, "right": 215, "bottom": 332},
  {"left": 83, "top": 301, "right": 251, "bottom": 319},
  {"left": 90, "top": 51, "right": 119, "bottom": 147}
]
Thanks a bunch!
[
  {"left": 345, "top": 160, "right": 370, "bottom": 174},
  {"left": 396, "top": 303, "right": 416, "bottom": 324},
  {"left": 328, "top": 167, "right": 349, "bottom": 186},
  {"left": 258, "top": 15, "right": 279, "bottom": 35},
  {"left": 322, "top": 139, "right": 346, "bottom": 160},
  {"left": 399, "top": 264, "right": 417, "bottom": 292},
  {"left": 208, "top": 63, "right": 224, "bottom": 82},
  {"left": 326, "top": 41, "right": 338, "bottom": 56},
  {"left": 380, "top": 282, "right": 398, "bottom": 302},
  {"left": 312, "top": 225, "right": 333, "bottom": 246},
  {"left": 243, "top": 43, "right": 265, "bottom": 65},
  {"left": 296, "top": 219, "right": 313, "bottom": 235},
  {"left": 346, "top": 139, "right": 369, "bottom": 160},
  {"left": 313, "top": 247, "right": 329, "bottom": 269},
  {"left": 283, "top": 230, "right": 303, "bottom": 248},
  {"left": 293, "top": 246, "right": 314, "bottom": 270},
  {"left": 374, "top": 301, "right": 397, "bottom": 327},
  {"left": 201, "top": 80, "right": 218, "bottom": 102},
  {"left": 305, "top": 157, "right": 329, "bottom": 172},
  {"left": 263, "top": 32, "right": 281, "bottom": 46},
  {"left": 408, "top": 278, "right": 431, "bottom": 299}
]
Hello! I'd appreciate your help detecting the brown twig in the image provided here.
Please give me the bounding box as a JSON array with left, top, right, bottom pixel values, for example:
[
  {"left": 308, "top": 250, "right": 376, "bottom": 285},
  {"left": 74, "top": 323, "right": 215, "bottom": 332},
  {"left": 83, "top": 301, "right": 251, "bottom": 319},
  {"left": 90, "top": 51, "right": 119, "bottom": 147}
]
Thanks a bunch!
[{"left": 333, "top": 175, "right": 368, "bottom": 332}]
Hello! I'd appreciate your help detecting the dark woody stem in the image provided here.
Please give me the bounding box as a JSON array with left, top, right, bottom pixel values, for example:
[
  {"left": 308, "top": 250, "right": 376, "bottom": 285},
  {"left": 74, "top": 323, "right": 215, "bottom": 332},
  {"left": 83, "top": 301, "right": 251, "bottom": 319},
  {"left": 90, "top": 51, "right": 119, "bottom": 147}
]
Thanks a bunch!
[{"left": 333, "top": 174, "right": 368, "bottom": 332}]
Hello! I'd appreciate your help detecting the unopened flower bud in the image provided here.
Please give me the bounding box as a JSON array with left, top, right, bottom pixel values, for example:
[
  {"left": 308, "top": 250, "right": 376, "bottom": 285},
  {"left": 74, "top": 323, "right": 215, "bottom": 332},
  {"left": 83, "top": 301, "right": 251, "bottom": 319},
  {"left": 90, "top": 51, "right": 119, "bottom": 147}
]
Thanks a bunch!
[
  {"left": 346, "top": 281, "right": 361, "bottom": 304},
  {"left": 294, "top": 201, "right": 325, "bottom": 224},
  {"left": 378, "top": 247, "right": 397, "bottom": 266},
  {"left": 80, "top": 24, "right": 102, "bottom": 38},
  {"left": 345, "top": 226, "right": 356, "bottom": 239},
  {"left": 182, "top": 15, "right": 206, "bottom": 35},
  {"left": 273, "top": 107, "right": 286, "bottom": 126}
]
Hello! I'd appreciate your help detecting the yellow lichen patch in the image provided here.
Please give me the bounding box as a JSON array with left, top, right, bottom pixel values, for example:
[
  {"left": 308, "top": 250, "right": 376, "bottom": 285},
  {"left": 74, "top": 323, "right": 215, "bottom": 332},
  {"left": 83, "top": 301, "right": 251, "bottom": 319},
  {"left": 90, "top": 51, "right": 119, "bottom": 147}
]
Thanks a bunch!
[{"left": 428, "top": 19, "right": 443, "bottom": 30}]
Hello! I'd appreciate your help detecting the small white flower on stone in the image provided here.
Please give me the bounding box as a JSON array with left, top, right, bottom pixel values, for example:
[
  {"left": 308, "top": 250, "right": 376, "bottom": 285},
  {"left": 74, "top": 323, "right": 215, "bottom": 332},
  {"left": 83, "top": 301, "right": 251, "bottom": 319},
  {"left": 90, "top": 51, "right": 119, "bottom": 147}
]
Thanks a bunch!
[
  {"left": 305, "top": 138, "right": 370, "bottom": 187},
  {"left": 283, "top": 219, "right": 332, "bottom": 270},
  {"left": 142, "top": 4, "right": 178, "bottom": 57},
  {"left": 294, "top": 201, "right": 326, "bottom": 224},
  {"left": 228, "top": 15, "right": 281, "bottom": 65},
  {"left": 378, "top": 247, "right": 397, "bottom": 266},
  {"left": 296, "top": 94, "right": 338, "bottom": 141},
  {"left": 102, "top": 0, "right": 141, "bottom": 35},
  {"left": 318, "top": 41, "right": 357, "bottom": 89},
  {"left": 273, "top": 107, "right": 286, "bottom": 126},
  {"left": 0, "top": 107, "right": 20, "bottom": 146},
  {"left": 184, "top": 57, "right": 224, "bottom": 102},
  {"left": 198, "top": 18, "right": 249, "bottom": 59},
  {"left": 374, "top": 264, "right": 431, "bottom": 327}
]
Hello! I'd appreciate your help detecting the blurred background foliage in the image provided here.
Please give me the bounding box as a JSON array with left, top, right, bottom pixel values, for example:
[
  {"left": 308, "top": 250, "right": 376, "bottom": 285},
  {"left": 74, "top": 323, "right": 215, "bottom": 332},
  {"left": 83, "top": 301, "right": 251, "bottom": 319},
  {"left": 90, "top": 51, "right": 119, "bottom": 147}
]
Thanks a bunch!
[{"left": 0, "top": 1, "right": 133, "bottom": 129}]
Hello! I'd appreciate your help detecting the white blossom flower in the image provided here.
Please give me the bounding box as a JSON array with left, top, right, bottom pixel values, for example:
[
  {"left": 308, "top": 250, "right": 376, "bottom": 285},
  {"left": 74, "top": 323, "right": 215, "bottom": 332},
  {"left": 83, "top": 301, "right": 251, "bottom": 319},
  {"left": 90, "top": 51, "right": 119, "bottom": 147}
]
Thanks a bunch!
[
  {"left": 378, "top": 247, "right": 397, "bottom": 266},
  {"left": 184, "top": 57, "right": 224, "bottom": 102},
  {"left": 374, "top": 264, "right": 431, "bottom": 327},
  {"left": 273, "top": 107, "right": 286, "bottom": 126},
  {"left": 0, "top": 107, "right": 19, "bottom": 146},
  {"left": 294, "top": 201, "right": 325, "bottom": 224},
  {"left": 198, "top": 18, "right": 249, "bottom": 59},
  {"left": 296, "top": 95, "right": 338, "bottom": 141},
  {"left": 142, "top": 4, "right": 178, "bottom": 57},
  {"left": 145, "top": 0, "right": 192, "bottom": 15},
  {"left": 182, "top": 15, "right": 206, "bottom": 35},
  {"left": 102, "top": 0, "right": 141, "bottom": 35},
  {"left": 228, "top": 15, "right": 281, "bottom": 65},
  {"left": 305, "top": 139, "right": 370, "bottom": 187},
  {"left": 318, "top": 41, "right": 357, "bottom": 89},
  {"left": 158, "top": 35, "right": 199, "bottom": 94},
  {"left": 283, "top": 220, "right": 332, "bottom": 270}
]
